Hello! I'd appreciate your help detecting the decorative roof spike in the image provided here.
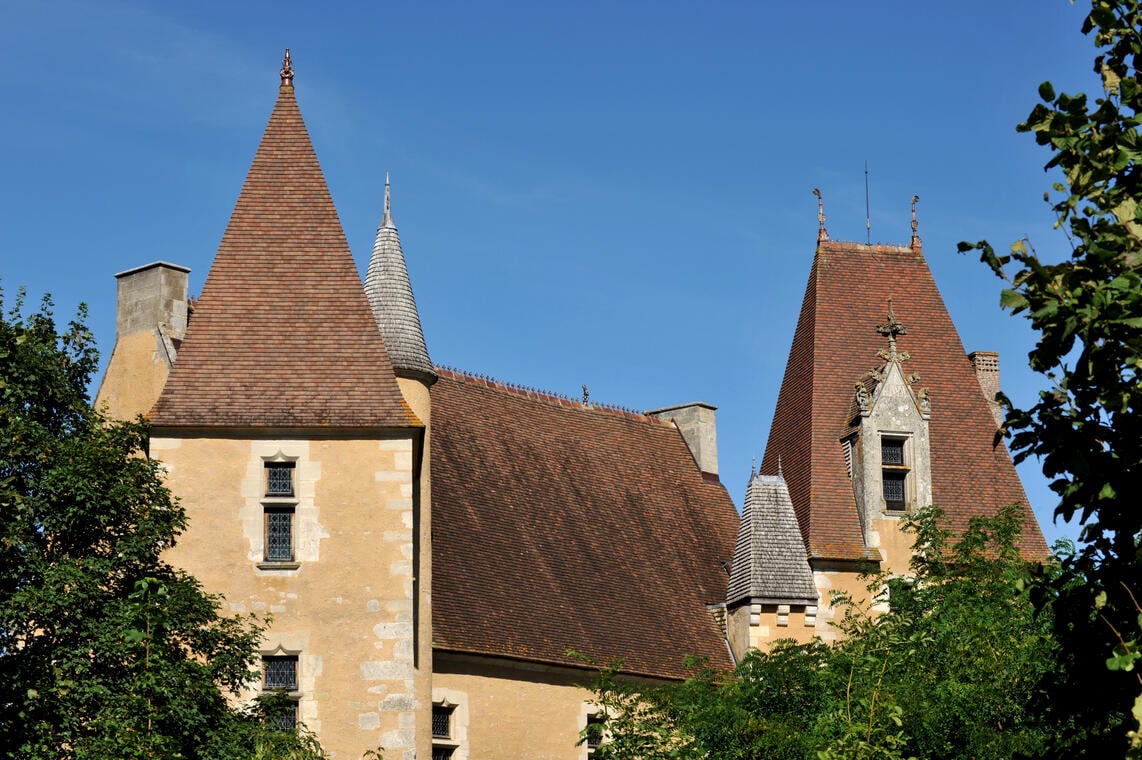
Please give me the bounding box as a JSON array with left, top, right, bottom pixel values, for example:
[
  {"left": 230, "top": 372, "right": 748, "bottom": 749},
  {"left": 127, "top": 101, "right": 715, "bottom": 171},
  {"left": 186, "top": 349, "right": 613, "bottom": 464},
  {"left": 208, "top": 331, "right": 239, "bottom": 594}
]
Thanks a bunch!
[
  {"left": 750, "top": 457, "right": 758, "bottom": 479},
  {"left": 812, "top": 187, "right": 828, "bottom": 243},
  {"left": 280, "top": 49, "right": 294, "bottom": 91},
  {"left": 910, "top": 194, "right": 921, "bottom": 250},
  {"left": 777, "top": 454, "right": 784, "bottom": 479},
  {"left": 382, "top": 172, "right": 394, "bottom": 228},
  {"left": 582, "top": 384, "right": 590, "bottom": 404}
]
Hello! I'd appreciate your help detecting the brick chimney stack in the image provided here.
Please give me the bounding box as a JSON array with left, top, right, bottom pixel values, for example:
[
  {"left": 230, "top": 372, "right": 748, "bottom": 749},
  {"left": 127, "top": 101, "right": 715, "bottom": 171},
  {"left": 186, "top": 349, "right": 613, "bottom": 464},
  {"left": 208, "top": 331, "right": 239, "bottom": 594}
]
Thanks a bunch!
[{"left": 968, "top": 351, "right": 1004, "bottom": 428}]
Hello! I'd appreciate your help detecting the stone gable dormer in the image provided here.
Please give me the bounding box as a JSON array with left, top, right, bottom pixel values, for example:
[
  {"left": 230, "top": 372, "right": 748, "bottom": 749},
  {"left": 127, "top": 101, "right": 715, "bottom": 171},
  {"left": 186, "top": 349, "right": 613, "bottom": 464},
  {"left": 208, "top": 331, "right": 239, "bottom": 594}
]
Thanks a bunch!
[{"left": 848, "top": 301, "right": 933, "bottom": 550}]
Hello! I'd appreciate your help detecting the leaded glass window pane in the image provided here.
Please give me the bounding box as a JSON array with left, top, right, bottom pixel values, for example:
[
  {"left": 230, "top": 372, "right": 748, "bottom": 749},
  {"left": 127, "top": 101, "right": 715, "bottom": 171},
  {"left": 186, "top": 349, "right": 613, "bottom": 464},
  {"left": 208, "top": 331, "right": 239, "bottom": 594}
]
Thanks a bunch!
[
  {"left": 586, "top": 715, "right": 605, "bottom": 749},
  {"left": 266, "top": 463, "right": 294, "bottom": 496},
  {"left": 264, "top": 656, "right": 297, "bottom": 690},
  {"left": 883, "top": 472, "right": 906, "bottom": 510},
  {"left": 432, "top": 705, "right": 452, "bottom": 738},
  {"left": 266, "top": 510, "right": 293, "bottom": 562},
  {"left": 268, "top": 702, "right": 297, "bottom": 731},
  {"left": 431, "top": 749, "right": 453, "bottom": 760},
  {"left": 881, "top": 439, "right": 905, "bottom": 466}
]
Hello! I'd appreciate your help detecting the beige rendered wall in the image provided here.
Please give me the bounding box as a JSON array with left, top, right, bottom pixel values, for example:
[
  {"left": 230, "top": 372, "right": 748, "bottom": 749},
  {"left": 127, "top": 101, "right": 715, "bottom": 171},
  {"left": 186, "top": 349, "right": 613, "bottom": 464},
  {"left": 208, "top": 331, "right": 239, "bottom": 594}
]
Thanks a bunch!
[
  {"left": 432, "top": 656, "right": 605, "bottom": 760},
  {"left": 156, "top": 434, "right": 424, "bottom": 760},
  {"left": 810, "top": 515, "right": 913, "bottom": 645},
  {"left": 727, "top": 603, "right": 820, "bottom": 654},
  {"left": 95, "top": 330, "right": 174, "bottom": 419}
]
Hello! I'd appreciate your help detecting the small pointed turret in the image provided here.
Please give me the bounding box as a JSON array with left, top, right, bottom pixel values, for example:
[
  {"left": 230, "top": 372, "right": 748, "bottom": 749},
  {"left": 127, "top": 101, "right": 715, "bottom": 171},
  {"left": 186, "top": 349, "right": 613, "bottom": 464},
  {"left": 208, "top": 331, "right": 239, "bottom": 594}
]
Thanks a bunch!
[
  {"left": 364, "top": 175, "right": 436, "bottom": 381},
  {"left": 726, "top": 469, "right": 817, "bottom": 608}
]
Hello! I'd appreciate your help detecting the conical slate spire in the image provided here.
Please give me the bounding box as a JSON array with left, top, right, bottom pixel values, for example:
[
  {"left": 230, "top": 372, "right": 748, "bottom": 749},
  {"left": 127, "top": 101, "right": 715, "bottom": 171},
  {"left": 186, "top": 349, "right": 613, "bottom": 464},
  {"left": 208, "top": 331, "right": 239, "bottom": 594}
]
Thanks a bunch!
[
  {"left": 726, "top": 470, "right": 817, "bottom": 607},
  {"left": 152, "top": 56, "right": 416, "bottom": 428},
  {"left": 364, "top": 175, "right": 435, "bottom": 380}
]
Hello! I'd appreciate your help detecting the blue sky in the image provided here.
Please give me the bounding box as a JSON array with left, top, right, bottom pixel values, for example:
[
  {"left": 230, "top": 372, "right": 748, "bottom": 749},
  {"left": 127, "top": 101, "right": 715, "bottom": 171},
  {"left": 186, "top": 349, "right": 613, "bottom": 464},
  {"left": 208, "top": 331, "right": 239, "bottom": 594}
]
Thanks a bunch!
[{"left": 2, "top": 1, "right": 1099, "bottom": 546}]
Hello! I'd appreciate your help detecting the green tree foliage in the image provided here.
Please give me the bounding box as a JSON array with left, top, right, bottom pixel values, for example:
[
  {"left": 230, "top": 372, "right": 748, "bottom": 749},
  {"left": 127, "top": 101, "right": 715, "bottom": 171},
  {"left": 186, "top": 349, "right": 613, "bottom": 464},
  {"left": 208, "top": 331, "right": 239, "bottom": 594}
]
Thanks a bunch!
[
  {"left": 0, "top": 290, "right": 330, "bottom": 759},
  {"left": 957, "top": 0, "right": 1142, "bottom": 752},
  {"left": 581, "top": 506, "right": 1059, "bottom": 760}
]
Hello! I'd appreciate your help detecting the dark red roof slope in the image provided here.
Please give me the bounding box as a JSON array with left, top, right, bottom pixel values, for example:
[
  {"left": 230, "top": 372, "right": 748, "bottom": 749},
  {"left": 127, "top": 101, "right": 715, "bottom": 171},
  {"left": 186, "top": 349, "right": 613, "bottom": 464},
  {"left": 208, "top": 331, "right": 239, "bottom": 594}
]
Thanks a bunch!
[
  {"left": 431, "top": 370, "right": 739, "bottom": 678},
  {"left": 762, "top": 240, "right": 1047, "bottom": 560},
  {"left": 151, "top": 81, "right": 415, "bottom": 429}
]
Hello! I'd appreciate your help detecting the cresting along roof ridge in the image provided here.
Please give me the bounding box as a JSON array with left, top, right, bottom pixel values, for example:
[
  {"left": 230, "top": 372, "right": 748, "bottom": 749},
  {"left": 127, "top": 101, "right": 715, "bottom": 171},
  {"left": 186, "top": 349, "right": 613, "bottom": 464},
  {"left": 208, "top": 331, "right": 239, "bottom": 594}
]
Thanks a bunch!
[{"left": 434, "top": 365, "right": 662, "bottom": 422}]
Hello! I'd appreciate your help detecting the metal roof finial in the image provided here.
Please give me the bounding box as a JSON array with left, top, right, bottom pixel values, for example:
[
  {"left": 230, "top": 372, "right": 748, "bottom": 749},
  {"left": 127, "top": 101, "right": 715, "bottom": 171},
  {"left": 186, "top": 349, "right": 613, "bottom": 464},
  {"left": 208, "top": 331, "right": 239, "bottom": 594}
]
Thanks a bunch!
[
  {"left": 280, "top": 49, "right": 294, "bottom": 91},
  {"left": 582, "top": 384, "right": 589, "bottom": 404},
  {"left": 777, "top": 455, "right": 784, "bottom": 479},
  {"left": 812, "top": 187, "right": 828, "bottom": 243},
  {"left": 910, "top": 194, "right": 921, "bottom": 250},
  {"left": 382, "top": 172, "right": 394, "bottom": 227}
]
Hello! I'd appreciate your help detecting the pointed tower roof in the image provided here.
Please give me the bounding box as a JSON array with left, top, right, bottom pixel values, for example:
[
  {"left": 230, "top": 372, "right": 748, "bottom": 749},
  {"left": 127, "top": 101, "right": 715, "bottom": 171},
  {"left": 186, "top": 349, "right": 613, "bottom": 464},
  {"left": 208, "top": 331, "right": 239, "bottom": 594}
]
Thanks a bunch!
[
  {"left": 727, "top": 472, "right": 817, "bottom": 607},
  {"left": 151, "top": 53, "right": 416, "bottom": 429},
  {"left": 364, "top": 175, "right": 435, "bottom": 381},
  {"left": 761, "top": 228, "right": 1046, "bottom": 561}
]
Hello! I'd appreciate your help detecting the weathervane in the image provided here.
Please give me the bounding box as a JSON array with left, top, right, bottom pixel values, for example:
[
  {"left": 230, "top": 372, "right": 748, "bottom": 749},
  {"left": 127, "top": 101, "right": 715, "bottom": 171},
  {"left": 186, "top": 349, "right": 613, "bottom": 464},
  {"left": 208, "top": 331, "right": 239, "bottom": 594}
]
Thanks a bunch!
[
  {"left": 280, "top": 49, "right": 294, "bottom": 90},
  {"left": 812, "top": 187, "right": 828, "bottom": 243},
  {"left": 910, "top": 194, "right": 921, "bottom": 250}
]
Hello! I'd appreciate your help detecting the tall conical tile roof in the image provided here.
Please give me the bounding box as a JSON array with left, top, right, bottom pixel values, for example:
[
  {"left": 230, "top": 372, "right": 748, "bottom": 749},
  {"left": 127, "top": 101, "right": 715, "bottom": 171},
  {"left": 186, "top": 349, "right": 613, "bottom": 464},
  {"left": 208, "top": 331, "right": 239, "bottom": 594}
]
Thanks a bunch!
[
  {"left": 364, "top": 176, "right": 435, "bottom": 380},
  {"left": 761, "top": 237, "right": 1046, "bottom": 560},
  {"left": 151, "top": 54, "right": 417, "bottom": 429},
  {"left": 727, "top": 471, "right": 817, "bottom": 606}
]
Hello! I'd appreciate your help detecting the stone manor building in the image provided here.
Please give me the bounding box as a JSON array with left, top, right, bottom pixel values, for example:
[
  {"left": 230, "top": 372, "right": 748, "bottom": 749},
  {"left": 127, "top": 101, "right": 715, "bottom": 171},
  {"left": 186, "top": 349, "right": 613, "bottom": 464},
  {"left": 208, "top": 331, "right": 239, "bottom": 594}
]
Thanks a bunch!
[{"left": 95, "top": 55, "right": 1046, "bottom": 759}]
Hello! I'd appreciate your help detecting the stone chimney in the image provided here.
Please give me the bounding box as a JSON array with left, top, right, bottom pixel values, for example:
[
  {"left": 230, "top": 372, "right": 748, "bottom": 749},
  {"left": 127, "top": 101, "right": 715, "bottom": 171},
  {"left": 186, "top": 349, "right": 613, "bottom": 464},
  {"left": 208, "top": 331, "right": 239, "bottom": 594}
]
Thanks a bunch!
[
  {"left": 113, "top": 261, "right": 190, "bottom": 343},
  {"left": 968, "top": 351, "right": 1004, "bottom": 428},
  {"left": 95, "top": 261, "right": 190, "bottom": 420},
  {"left": 647, "top": 402, "right": 719, "bottom": 480}
]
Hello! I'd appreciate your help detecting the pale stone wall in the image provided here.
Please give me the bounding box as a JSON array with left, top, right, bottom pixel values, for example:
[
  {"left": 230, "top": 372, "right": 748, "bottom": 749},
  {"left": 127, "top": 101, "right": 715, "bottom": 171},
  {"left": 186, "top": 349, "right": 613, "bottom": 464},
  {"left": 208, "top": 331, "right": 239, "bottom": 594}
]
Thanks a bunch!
[
  {"left": 156, "top": 435, "right": 420, "bottom": 760},
  {"left": 396, "top": 376, "right": 433, "bottom": 760},
  {"left": 432, "top": 656, "right": 604, "bottom": 760}
]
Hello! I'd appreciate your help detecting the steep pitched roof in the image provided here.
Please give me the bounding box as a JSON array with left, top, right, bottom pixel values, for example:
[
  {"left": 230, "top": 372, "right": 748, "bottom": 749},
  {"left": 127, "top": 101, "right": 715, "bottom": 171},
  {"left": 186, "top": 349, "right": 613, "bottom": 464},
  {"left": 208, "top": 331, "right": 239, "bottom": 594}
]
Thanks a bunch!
[
  {"left": 431, "top": 369, "right": 739, "bottom": 679},
  {"left": 151, "top": 63, "right": 416, "bottom": 429},
  {"left": 727, "top": 472, "right": 818, "bottom": 606},
  {"left": 761, "top": 239, "right": 1047, "bottom": 560},
  {"left": 364, "top": 176, "right": 435, "bottom": 380}
]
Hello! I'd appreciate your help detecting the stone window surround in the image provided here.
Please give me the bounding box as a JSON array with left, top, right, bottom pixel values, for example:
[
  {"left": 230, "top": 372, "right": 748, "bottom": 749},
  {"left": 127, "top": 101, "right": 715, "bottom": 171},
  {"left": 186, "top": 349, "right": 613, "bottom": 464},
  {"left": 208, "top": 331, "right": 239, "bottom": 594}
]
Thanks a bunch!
[
  {"left": 257, "top": 452, "right": 302, "bottom": 570},
  {"left": 580, "top": 702, "right": 608, "bottom": 760},
  {"left": 431, "top": 688, "right": 469, "bottom": 760},
  {"left": 261, "top": 645, "right": 303, "bottom": 730}
]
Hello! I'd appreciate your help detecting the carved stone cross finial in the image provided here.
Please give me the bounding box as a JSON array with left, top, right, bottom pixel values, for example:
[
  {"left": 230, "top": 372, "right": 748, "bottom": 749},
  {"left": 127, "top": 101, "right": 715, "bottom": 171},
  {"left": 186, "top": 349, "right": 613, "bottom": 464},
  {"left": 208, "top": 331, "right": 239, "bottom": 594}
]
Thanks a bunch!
[
  {"left": 877, "top": 298, "right": 908, "bottom": 361},
  {"left": 812, "top": 187, "right": 828, "bottom": 243},
  {"left": 280, "top": 49, "right": 294, "bottom": 90}
]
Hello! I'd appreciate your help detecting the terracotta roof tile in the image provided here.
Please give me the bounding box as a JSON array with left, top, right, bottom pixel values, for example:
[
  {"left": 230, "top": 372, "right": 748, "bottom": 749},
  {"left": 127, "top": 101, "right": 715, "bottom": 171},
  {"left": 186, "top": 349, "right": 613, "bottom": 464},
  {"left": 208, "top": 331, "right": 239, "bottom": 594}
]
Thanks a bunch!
[
  {"left": 431, "top": 369, "right": 739, "bottom": 678},
  {"left": 762, "top": 240, "right": 1047, "bottom": 560},
  {"left": 151, "top": 82, "right": 415, "bottom": 429}
]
